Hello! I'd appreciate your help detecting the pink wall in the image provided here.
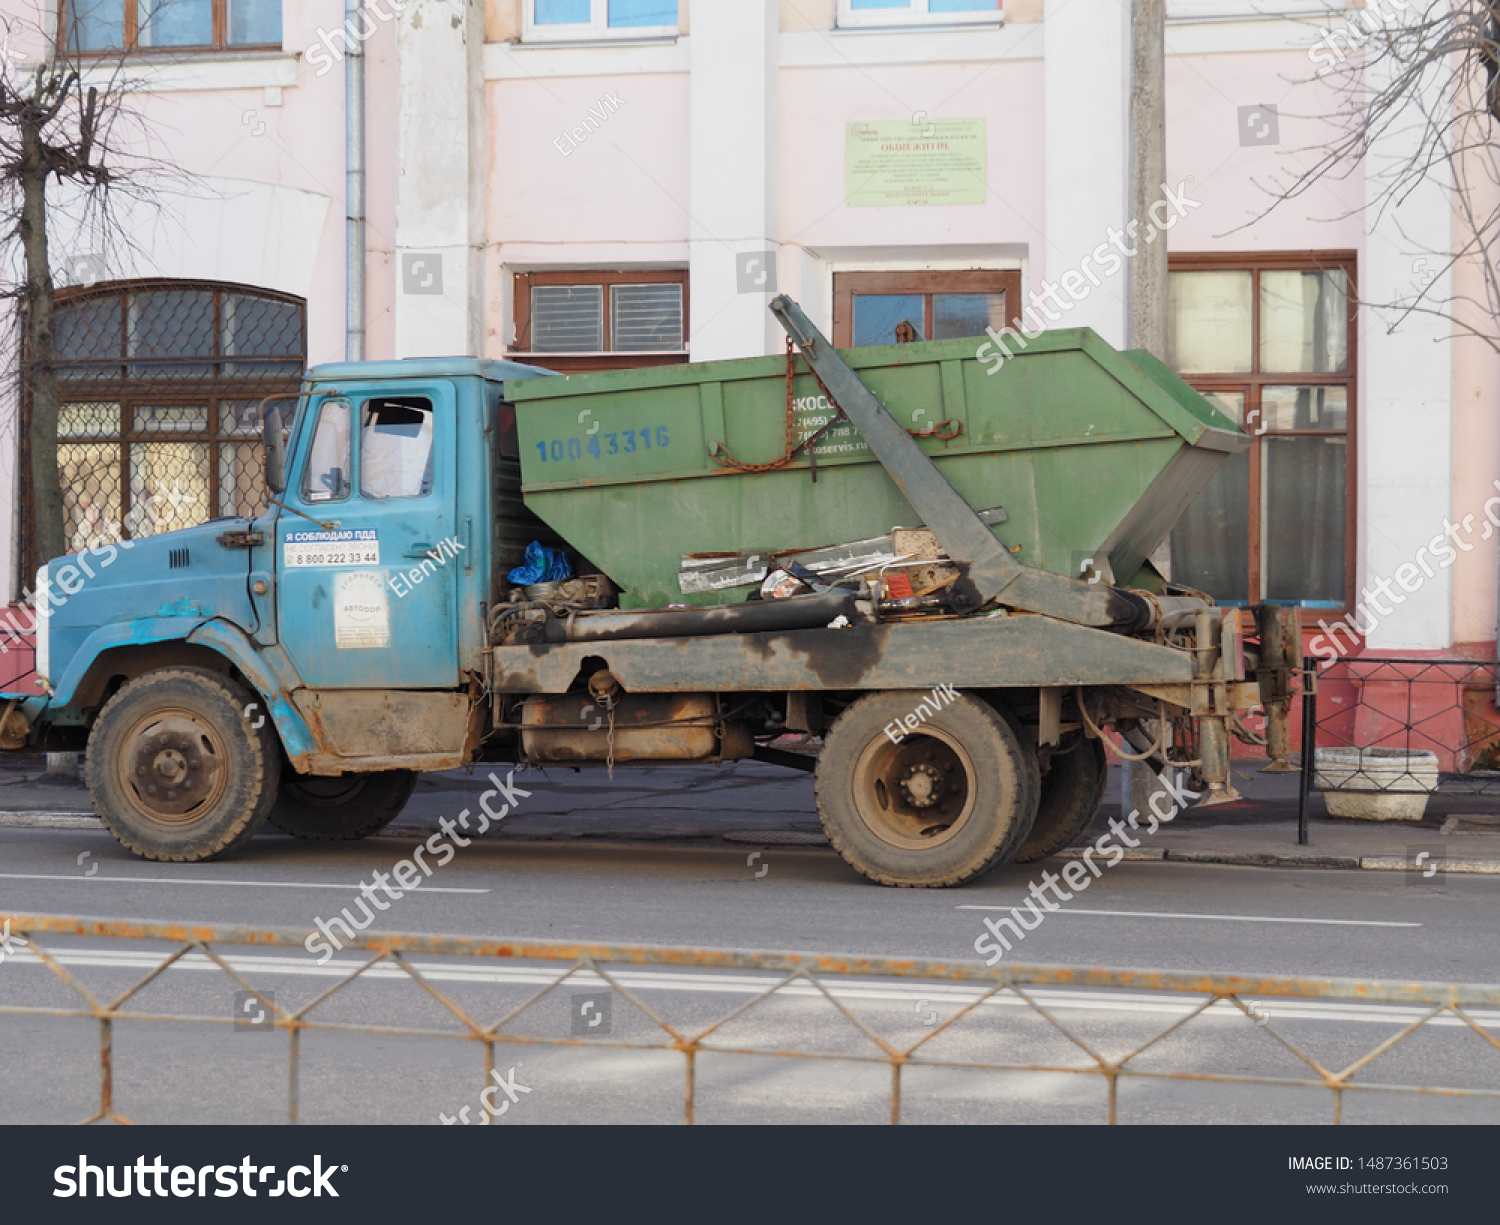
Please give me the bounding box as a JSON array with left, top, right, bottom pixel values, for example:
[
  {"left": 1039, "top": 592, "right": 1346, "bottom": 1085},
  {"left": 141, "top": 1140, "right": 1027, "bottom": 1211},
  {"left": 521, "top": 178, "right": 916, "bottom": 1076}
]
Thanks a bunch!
[
  {"left": 1164, "top": 52, "right": 1363, "bottom": 253},
  {"left": 779, "top": 61, "right": 1046, "bottom": 252}
]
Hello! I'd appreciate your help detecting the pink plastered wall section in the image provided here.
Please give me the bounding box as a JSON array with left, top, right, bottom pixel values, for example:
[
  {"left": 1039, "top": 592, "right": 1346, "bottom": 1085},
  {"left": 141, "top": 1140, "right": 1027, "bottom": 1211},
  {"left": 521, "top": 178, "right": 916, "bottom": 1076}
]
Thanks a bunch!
[
  {"left": 778, "top": 61, "right": 1046, "bottom": 253},
  {"left": 485, "top": 73, "right": 691, "bottom": 355}
]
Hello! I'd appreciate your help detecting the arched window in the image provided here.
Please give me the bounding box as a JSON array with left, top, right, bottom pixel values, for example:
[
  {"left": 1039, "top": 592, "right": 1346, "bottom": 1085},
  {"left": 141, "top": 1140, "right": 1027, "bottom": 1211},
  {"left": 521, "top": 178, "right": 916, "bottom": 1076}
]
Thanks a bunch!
[{"left": 23, "top": 280, "right": 306, "bottom": 569}]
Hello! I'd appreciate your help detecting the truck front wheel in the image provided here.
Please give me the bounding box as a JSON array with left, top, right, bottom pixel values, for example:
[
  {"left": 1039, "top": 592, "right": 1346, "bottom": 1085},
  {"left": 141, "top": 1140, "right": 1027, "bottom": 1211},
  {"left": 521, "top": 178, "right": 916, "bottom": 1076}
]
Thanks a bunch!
[
  {"left": 268, "top": 770, "right": 418, "bottom": 841},
  {"left": 815, "top": 691, "right": 1040, "bottom": 887},
  {"left": 86, "top": 668, "right": 281, "bottom": 862}
]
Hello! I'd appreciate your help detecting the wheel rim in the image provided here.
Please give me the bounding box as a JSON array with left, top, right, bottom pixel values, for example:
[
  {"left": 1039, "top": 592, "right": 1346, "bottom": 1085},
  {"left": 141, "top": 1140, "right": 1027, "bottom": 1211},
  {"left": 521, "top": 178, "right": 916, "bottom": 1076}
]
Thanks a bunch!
[
  {"left": 851, "top": 727, "right": 977, "bottom": 849},
  {"left": 284, "top": 774, "right": 371, "bottom": 808},
  {"left": 118, "top": 708, "right": 228, "bottom": 825}
]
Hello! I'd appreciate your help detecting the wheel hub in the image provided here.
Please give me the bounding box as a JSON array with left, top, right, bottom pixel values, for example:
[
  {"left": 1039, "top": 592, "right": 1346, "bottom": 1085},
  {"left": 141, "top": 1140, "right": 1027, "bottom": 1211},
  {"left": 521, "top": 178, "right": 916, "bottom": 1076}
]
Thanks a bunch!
[
  {"left": 853, "top": 731, "right": 975, "bottom": 850},
  {"left": 899, "top": 762, "right": 946, "bottom": 808},
  {"left": 125, "top": 714, "right": 225, "bottom": 820}
]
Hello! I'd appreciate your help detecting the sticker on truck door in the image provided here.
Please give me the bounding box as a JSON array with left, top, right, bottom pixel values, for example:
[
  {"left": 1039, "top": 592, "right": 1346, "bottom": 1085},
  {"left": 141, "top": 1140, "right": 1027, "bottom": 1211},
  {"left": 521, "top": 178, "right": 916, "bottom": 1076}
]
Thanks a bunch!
[
  {"left": 283, "top": 529, "right": 380, "bottom": 567},
  {"left": 334, "top": 570, "right": 390, "bottom": 648}
]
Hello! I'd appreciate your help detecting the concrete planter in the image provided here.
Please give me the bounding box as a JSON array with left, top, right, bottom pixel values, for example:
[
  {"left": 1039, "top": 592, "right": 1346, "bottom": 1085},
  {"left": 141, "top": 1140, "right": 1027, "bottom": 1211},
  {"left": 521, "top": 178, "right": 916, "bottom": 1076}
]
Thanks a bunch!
[{"left": 1314, "top": 747, "right": 1440, "bottom": 822}]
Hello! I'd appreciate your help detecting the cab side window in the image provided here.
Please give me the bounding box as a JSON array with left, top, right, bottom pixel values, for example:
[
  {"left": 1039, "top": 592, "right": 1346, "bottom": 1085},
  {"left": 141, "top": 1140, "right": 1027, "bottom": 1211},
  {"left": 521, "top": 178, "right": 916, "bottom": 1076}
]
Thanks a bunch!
[
  {"left": 301, "top": 398, "right": 351, "bottom": 502},
  {"left": 360, "top": 398, "right": 434, "bottom": 499}
]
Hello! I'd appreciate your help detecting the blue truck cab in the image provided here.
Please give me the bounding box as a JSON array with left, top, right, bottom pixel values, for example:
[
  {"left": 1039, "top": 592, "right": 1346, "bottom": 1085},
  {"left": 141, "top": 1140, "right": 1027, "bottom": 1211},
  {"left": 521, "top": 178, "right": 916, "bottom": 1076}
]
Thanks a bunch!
[{"left": 4, "top": 357, "right": 557, "bottom": 861}]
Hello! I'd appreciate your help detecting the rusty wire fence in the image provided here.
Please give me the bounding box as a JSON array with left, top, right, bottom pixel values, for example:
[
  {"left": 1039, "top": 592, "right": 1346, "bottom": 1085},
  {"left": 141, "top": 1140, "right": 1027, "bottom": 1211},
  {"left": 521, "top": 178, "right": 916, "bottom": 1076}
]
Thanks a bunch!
[{"left": 4, "top": 914, "right": 1500, "bottom": 1125}]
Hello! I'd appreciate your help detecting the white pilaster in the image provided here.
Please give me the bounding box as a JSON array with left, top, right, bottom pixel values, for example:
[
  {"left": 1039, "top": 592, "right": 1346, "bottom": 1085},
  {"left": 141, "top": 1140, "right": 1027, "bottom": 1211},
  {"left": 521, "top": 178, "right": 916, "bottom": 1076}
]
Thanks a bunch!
[
  {"left": 1361, "top": 6, "right": 1453, "bottom": 651},
  {"left": 394, "top": 0, "right": 485, "bottom": 358},
  {"left": 1042, "top": 0, "right": 1130, "bottom": 347},
  {"left": 688, "top": 0, "right": 780, "bottom": 361}
]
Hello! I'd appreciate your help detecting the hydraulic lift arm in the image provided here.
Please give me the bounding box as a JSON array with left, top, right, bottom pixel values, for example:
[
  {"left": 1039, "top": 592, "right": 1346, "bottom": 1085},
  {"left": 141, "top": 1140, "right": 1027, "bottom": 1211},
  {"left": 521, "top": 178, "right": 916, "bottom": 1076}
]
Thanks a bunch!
[{"left": 768, "top": 295, "right": 1167, "bottom": 631}]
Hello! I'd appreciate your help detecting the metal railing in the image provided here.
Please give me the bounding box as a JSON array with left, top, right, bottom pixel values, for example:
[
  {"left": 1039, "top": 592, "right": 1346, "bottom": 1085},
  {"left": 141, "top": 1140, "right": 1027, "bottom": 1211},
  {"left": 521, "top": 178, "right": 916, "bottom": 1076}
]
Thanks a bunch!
[
  {"left": 1296, "top": 656, "right": 1500, "bottom": 842},
  {"left": 4, "top": 913, "right": 1499, "bottom": 1125}
]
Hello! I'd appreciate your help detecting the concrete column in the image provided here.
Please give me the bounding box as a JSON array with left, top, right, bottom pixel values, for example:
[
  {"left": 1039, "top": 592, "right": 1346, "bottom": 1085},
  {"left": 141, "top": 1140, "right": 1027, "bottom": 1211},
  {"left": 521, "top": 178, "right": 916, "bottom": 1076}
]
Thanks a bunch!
[
  {"left": 687, "top": 0, "right": 780, "bottom": 361},
  {"left": 1128, "top": 0, "right": 1167, "bottom": 359},
  {"left": 394, "top": 0, "right": 486, "bottom": 358},
  {"left": 1042, "top": 0, "right": 1130, "bottom": 347},
  {"left": 1360, "top": 2, "right": 1454, "bottom": 650}
]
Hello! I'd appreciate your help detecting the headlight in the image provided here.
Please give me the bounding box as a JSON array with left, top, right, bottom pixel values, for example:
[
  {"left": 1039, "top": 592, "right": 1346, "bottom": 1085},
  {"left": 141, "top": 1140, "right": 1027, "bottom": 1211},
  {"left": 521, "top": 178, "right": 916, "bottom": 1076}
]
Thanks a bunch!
[{"left": 33, "top": 564, "right": 50, "bottom": 688}]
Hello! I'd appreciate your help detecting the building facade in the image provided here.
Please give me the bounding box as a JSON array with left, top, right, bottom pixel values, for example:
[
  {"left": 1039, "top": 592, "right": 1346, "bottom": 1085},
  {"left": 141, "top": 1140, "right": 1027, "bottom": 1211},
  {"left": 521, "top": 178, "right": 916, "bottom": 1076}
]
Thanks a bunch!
[{"left": 2, "top": 0, "right": 1494, "bottom": 753}]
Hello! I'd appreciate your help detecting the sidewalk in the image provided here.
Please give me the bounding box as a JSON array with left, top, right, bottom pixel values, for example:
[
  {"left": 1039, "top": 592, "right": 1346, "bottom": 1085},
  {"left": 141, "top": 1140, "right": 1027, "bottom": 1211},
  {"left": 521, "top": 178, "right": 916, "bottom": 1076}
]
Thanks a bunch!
[{"left": 4, "top": 753, "right": 1499, "bottom": 874}]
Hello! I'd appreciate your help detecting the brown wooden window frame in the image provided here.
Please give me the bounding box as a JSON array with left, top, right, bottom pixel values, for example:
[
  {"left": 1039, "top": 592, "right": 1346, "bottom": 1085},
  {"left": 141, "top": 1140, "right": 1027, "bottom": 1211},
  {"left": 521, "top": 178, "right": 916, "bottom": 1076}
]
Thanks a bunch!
[
  {"left": 832, "top": 269, "right": 1023, "bottom": 348},
  {"left": 1168, "top": 250, "right": 1358, "bottom": 617},
  {"left": 60, "top": 0, "right": 282, "bottom": 55},
  {"left": 39, "top": 280, "right": 305, "bottom": 560},
  {"left": 511, "top": 269, "right": 689, "bottom": 374}
]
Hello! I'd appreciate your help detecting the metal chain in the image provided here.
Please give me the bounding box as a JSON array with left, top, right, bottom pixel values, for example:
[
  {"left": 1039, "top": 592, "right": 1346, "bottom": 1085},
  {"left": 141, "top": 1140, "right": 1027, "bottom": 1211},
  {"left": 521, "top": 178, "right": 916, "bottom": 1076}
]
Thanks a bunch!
[{"left": 709, "top": 336, "right": 963, "bottom": 473}]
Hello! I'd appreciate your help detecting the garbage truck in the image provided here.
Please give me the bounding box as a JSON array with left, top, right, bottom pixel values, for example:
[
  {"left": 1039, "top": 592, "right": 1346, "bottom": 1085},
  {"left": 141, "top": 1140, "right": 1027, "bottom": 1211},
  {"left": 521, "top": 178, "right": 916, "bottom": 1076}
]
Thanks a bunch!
[{"left": 1, "top": 296, "right": 1301, "bottom": 887}]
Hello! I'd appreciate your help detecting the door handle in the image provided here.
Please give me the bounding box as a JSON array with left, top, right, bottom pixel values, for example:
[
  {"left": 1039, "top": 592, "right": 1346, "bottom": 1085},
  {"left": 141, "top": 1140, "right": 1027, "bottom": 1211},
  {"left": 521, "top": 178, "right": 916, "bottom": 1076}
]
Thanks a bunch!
[{"left": 404, "top": 542, "right": 438, "bottom": 559}]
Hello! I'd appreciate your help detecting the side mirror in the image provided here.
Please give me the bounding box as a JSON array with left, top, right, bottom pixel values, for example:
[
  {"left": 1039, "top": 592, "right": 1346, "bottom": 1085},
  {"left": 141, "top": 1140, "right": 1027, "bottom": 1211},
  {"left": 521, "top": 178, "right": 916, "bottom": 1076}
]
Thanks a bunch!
[{"left": 263, "top": 404, "right": 287, "bottom": 494}]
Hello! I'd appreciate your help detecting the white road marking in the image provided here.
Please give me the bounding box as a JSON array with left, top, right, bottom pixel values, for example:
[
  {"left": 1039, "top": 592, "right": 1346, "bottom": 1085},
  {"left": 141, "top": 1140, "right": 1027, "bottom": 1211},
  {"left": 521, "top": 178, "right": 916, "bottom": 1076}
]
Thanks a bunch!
[
  {"left": 1, "top": 947, "right": 1487, "bottom": 1030},
  {"left": 956, "top": 905, "right": 1419, "bottom": 928},
  {"left": 0, "top": 872, "right": 487, "bottom": 894}
]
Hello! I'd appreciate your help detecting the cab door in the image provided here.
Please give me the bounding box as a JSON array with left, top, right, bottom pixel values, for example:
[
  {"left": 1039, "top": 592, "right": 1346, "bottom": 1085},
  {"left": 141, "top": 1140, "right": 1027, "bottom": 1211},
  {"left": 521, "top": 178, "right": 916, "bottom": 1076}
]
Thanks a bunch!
[{"left": 275, "top": 382, "right": 460, "bottom": 689}]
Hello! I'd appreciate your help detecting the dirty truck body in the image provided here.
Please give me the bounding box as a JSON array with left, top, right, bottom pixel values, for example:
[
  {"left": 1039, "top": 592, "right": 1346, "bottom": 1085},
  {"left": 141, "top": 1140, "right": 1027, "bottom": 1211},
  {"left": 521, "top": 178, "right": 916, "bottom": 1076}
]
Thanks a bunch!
[{"left": 3, "top": 297, "right": 1296, "bottom": 887}]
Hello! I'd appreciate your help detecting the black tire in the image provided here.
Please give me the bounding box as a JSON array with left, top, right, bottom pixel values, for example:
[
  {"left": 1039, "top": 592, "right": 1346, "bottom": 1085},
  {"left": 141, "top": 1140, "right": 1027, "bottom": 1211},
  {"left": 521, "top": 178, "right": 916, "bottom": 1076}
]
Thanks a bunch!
[
  {"left": 814, "top": 690, "right": 1040, "bottom": 887},
  {"left": 86, "top": 667, "right": 280, "bottom": 862},
  {"left": 1013, "top": 734, "right": 1109, "bottom": 863},
  {"left": 268, "top": 770, "right": 418, "bottom": 841}
]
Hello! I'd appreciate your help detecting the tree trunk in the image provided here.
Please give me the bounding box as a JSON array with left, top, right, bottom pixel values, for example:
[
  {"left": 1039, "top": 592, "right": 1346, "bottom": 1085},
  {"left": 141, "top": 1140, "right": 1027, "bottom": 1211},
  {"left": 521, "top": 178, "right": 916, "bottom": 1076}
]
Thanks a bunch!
[{"left": 19, "top": 122, "right": 64, "bottom": 568}]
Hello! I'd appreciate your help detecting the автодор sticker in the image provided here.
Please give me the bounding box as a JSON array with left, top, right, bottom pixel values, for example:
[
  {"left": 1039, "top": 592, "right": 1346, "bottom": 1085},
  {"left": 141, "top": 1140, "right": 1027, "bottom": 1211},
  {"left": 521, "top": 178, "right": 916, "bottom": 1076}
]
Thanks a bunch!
[
  {"left": 334, "top": 570, "right": 390, "bottom": 649},
  {"left": 283, "top": 529, "right": 379, "bottom": 567}
]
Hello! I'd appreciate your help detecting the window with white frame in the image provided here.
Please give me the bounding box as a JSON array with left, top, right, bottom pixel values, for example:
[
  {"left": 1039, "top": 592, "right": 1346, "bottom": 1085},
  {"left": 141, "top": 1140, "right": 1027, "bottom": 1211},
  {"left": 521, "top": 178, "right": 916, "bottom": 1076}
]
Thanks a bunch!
[
  {"left": 523, "top": 0, "right": 678, "bottom": 42},
  {"left": 837, "top": 0, "right": 1002, "bottom": 30}
]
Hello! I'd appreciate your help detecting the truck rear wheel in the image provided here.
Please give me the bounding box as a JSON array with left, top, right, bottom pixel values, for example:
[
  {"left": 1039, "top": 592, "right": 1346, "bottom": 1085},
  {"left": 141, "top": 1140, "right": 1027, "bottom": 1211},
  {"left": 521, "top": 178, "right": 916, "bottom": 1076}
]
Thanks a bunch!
[
  {"left": 1012, "top": 734, "right": 1109, "bottom": 863},
  {"left": 268, "top": 770, "right": 418, "bottom": 841},
  {"left": 815, "top": 691, "right": 1040, "bottom": 888},
  {"left": 86, "top": 668, "right": 280, "bottom": 862}
]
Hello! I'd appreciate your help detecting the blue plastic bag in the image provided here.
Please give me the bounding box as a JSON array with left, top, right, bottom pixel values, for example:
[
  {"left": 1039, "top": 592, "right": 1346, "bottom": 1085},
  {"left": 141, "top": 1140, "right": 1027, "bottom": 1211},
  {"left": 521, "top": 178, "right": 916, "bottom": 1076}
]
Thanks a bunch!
[{"left": 508, "top": 540, "right": 573, "bottom": 586}]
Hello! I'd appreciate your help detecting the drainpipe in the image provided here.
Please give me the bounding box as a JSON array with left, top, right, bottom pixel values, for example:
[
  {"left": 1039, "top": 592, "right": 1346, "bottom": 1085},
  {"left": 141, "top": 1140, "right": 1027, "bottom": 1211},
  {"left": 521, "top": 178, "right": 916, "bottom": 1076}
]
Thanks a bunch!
[{"left": 345, "top": 0, "right": 365, "bottom": 361}]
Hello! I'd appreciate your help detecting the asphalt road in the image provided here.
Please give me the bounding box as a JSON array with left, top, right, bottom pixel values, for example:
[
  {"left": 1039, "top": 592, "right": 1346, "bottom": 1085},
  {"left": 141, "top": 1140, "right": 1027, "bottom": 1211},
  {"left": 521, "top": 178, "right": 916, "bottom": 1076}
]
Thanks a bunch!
[{"left": 3, "top": 780, "right": 1499, "bottom": 1125}]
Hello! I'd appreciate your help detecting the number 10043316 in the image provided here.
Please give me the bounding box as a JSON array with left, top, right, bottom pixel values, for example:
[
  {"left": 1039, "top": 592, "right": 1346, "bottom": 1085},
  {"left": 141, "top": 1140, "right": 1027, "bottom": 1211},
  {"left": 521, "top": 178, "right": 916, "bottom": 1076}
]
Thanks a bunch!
[{"left": 283, "top": 543, "right": 381, "bottom": 567}]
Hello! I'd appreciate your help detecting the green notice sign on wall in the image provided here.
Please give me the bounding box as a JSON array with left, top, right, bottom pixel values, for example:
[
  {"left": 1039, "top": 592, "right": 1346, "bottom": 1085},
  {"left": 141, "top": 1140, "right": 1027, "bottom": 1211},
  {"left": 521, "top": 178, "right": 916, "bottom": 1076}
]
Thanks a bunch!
[{"left": 845, "top": 119, "right": 987, "bottom": 207}]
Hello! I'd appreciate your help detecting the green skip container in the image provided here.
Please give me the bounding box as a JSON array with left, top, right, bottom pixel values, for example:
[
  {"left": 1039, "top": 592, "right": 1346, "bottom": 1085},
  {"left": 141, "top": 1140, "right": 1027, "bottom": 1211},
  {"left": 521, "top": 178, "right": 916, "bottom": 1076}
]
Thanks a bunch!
[{"left": 507, "top": 327, "right": 1247, "bottom": 608}]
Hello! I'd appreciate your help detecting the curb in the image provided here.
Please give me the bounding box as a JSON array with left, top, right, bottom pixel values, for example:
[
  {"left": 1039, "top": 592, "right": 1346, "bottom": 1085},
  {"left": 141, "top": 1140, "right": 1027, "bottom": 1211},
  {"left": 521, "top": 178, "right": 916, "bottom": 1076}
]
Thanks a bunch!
[
  {"left": 1057, "top": 844, "right": 1500, "bottom": 874},
  {"left": 7, "top": 810, "right": 1500, "bottom": 873},
  {"left": 0, "top": 811, "right": 98, "bottom": 829}
]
